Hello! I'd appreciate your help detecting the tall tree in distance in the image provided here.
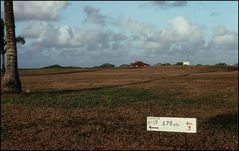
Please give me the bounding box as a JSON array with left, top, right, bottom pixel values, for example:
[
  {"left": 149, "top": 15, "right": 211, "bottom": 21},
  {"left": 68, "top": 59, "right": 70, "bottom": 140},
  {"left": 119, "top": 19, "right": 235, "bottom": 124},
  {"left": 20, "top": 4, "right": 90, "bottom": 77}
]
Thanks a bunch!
[{"left": 1, "top": 0, "right": 22, "bottom": 93}]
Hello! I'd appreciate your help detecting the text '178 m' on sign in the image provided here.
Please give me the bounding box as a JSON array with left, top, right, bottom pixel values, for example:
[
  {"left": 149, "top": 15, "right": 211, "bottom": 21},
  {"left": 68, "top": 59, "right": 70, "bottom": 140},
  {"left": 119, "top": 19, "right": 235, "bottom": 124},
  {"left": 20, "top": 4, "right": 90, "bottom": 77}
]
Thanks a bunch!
[{"left": 147, "top": 117, "right": 197, "bottom": 133}]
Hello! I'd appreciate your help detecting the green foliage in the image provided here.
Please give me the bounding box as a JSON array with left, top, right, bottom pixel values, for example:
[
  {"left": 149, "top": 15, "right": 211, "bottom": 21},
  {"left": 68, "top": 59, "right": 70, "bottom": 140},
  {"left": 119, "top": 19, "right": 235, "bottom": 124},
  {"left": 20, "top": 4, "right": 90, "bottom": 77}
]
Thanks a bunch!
[
  {"left": 16, "top": 36, "right": 25, "bottom": 45},
  {"left": 175, "top": 62, "right": 183, "bottom": 65},
  {"left": 0, "top": 18, "right": 25, "bottom": 51},
  {"left": 215, "top": 63, "right": 227, "bottom": 66},
  {"left": 97, "top": 63, "right": 115, "bottom": 68},
  {"left": 1, "top": 18, "right": 25, "bottom": 73}
]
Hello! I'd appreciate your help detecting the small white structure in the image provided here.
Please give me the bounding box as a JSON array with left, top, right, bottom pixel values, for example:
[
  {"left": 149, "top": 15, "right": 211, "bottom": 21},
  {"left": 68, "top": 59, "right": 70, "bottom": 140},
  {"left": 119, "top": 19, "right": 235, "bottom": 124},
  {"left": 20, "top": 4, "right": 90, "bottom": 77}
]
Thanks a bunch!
[{"left": 183, "top": 61, "right": 190, "bottom": 66}]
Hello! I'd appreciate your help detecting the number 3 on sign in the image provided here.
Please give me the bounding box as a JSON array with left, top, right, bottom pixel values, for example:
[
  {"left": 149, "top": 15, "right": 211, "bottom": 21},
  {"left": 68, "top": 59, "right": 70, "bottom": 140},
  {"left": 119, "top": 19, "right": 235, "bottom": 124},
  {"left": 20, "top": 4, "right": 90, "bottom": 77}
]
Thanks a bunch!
[{"left": 186, "top": 122, "right": 192, "bottom": 131}]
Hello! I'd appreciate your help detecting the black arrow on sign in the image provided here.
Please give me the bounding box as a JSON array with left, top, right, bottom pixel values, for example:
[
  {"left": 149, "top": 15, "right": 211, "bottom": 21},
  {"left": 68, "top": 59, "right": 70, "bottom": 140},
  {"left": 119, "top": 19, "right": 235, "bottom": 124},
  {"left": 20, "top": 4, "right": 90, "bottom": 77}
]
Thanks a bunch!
[{"left": 149, "top": 126, "right": 159, "bottom": 129}]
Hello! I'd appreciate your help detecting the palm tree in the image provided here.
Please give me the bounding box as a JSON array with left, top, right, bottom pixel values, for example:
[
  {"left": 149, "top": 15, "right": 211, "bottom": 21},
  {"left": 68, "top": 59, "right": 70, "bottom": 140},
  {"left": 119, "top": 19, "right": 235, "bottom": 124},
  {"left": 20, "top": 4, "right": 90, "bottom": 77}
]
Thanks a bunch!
[
  {"left": 1, "top": 0, "right": 22, "bottom": 93},
  {"left": 16, "top": 36, "right": 25, "bottom": 45},
  {"left": 0, "top": 18, "right": 4, "bottom": 73},
  {"left": 1, "top": 18, "right": 25, "bottom": 73},
  {"left": 1, "top": 35, "right": 25, "bottom": 73}
]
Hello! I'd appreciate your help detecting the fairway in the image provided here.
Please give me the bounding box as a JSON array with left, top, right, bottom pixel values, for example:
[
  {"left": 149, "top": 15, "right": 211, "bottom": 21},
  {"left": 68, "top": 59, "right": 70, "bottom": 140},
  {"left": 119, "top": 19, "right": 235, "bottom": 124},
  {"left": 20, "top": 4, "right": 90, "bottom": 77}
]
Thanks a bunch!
[{"left": 1, "top": 66, "right": 238, "bottom": 150}]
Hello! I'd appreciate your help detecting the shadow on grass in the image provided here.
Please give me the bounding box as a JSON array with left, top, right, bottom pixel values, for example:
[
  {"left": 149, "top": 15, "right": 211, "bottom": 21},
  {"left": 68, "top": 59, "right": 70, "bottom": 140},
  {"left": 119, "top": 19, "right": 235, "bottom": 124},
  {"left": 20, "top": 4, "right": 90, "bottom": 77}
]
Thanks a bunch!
[
  {"left": 1, "top": 87, "right": 158, "bottom": 108},
  {"left": 0, "top": 73, "right": 196, "bottom": 109},
  {"left": 204, "top": 113, "right": 238, "bottom": 134},
  {"left": 20, "top": 69, "right": 101, "bottom": 76}
]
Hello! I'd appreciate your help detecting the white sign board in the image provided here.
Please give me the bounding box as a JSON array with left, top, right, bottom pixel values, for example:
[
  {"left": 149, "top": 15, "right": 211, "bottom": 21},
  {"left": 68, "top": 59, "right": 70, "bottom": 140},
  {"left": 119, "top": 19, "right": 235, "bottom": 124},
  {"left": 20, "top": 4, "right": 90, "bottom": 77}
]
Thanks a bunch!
[{"left": 147, "top": 117, "right": 197, "bottom": 133}]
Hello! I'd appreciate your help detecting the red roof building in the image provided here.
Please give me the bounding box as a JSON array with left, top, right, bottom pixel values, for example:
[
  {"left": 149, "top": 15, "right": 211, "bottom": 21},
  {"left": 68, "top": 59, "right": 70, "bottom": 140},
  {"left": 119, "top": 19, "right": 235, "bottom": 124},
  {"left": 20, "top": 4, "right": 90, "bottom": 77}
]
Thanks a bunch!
[{"left": 130, "top": 61, "right": 150, "bottom": 67}]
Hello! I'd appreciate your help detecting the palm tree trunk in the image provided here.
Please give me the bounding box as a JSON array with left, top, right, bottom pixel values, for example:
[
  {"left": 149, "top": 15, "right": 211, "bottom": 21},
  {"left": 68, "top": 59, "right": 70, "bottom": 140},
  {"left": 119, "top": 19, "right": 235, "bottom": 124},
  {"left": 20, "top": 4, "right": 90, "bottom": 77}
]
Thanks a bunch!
[
  {"left": 1, "top": 0, "right": 22, "bottom": 93},
  {"left": 2, "top": 53, "right": 5, "bottom": 73},
  {"left": 1, "top": 18, "right": 5, "bottom": 73}
]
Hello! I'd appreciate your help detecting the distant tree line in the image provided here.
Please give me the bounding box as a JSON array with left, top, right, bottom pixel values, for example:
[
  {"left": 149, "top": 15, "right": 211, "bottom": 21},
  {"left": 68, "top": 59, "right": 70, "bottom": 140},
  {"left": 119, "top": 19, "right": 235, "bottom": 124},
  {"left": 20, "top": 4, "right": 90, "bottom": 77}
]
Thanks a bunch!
[
  {"left": 42, "top": 62, "right": 238, "bottom": 69},
  {"left": 94, "top": 63, "right": 115, "bottom": 68}
]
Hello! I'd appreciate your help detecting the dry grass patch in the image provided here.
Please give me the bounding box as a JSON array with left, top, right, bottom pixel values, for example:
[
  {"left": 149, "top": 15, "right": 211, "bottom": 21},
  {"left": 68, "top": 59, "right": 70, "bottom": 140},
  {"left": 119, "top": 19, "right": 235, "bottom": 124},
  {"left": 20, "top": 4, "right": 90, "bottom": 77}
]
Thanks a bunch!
[{"left": 1, "top": 66, "right": 238, "bottom": 150}]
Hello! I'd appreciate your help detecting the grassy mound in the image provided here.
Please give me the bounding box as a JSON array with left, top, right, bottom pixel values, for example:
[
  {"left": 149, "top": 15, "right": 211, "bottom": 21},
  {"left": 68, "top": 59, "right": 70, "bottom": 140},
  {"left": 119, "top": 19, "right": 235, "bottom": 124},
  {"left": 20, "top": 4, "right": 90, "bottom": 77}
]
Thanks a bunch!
[{"left": 43, "top": 64, "right": 64, "bottom": 69}]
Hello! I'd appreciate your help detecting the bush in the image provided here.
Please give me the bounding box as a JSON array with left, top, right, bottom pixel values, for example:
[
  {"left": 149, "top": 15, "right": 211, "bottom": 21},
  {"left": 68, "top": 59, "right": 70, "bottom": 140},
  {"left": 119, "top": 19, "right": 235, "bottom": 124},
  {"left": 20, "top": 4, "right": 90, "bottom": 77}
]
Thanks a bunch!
[
  {"left": 215, "top": 63, "right": 227, "bottom": 66},
  {"left": 99, "top": 63, "right": 115, "bottom": 68},
  {"left": 43, "top": 64, "right": 63, "bottom": 69},
  {"left": 175, "top": 62, "right": 183, "bottom": 66}
]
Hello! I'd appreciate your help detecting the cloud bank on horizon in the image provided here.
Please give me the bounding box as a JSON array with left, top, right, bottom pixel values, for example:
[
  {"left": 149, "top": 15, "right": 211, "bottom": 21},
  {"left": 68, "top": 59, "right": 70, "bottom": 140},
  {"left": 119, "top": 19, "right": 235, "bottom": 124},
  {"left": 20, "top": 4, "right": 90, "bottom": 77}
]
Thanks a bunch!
[{"left": 1, "top": 1, "right": 238, "bottom": 68}]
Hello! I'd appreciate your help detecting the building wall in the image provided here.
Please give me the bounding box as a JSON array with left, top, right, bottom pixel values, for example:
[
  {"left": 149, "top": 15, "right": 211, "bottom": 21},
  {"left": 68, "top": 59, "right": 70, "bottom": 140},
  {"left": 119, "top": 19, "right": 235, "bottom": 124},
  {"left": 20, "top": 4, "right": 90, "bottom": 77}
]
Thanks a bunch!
[{"left": 183, "top": 62, "right": 190, "bottom": 66}]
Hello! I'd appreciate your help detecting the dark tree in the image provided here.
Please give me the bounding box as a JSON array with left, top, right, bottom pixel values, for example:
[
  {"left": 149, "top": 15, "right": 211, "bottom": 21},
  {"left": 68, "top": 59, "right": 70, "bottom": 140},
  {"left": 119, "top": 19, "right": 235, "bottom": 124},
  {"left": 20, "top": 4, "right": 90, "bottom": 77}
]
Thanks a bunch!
[
  {"left": 1, "top": 1, "right": 22, "bottom": 93},
  {"left": 1, "top": 18, "right": 25, "bottom": 73}
]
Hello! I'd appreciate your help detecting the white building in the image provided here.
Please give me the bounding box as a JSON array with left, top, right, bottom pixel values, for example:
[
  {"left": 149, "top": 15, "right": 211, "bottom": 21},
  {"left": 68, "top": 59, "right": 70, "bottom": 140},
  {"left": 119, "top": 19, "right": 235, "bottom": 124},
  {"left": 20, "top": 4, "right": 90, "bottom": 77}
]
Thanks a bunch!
[{"left": 183, "top": 61, "right": 190, "bottom": 66}]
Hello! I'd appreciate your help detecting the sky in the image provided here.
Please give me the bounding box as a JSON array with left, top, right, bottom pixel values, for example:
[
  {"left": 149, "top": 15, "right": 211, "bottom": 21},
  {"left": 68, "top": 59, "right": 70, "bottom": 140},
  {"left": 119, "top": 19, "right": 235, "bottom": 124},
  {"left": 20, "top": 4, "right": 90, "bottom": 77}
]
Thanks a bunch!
[{"left": 1, "top": 1, "right": 238, "bottom": 68}]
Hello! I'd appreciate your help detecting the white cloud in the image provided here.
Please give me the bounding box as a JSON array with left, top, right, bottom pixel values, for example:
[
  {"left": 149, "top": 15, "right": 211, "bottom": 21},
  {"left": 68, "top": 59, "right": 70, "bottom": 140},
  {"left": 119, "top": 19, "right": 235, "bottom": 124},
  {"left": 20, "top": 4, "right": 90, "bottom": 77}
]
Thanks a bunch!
[
  {"left": 208, "top": 26, "right": 238, "bottom": 51},
  {"left": 19, "top": 15, "right": 206, "bottom": 67},
  {"left": 13, "top": 1, "right": 69, "bottom": 22},
  {"left": 115, "top": 16, "right": 156, "bottom": 40},
  {"left": 17, "top": 5, "right": 237, "bottom": 67},
  {"left": 21, "top": 22, "right": 48, "bottom": 38},
  {"left": 83, "top": 5, "right": 107, "bottom": 25},
  {"left": 23, "top": 21, "right": 129, "bottom": 53},
  {"left": 214, "top": 34, "right": 236, "bottom": 45},
  {"left": 141, "top": 41, "right": 162, "bottom": 50},
  {"left": 161, "top": 16, "right": 203, "bottom": 42},
  {"left": 137, "top": 16, "right": 205, "bottom": 55},
  {"left": 151, "top": 1, "right": 187, "bottom": 8},
  {"left": 30, "top": 23, "right": 83, "bottom": 48}
]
